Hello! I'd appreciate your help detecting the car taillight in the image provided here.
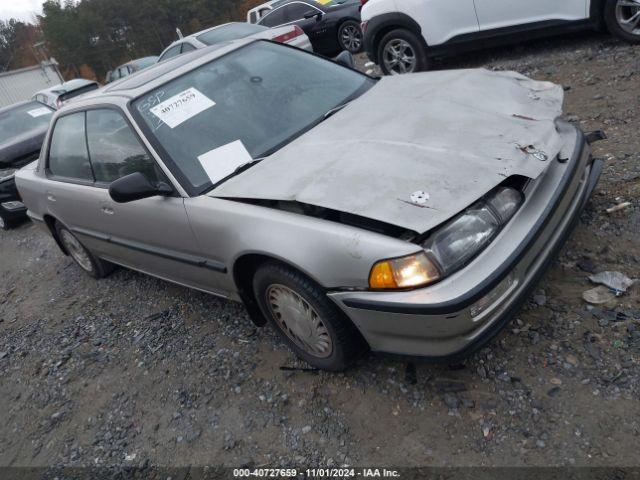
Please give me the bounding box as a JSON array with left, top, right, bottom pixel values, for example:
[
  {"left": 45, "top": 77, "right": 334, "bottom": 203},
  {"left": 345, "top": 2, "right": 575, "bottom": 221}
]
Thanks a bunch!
[
  {"left": 272, "top": 25, "right": 304, "bottom": 43},
  {"left": 360, "top": 0, "right": 369, "bottom": 5}
]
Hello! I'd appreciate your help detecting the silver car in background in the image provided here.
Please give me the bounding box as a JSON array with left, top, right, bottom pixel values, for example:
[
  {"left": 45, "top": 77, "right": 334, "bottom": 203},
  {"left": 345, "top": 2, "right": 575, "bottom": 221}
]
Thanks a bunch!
[
  {"left": 16, "top": 40, "right": 602, "bottom": 371},
  {"left": 157, "top": 22, "right": 312, "bottom": 62}
]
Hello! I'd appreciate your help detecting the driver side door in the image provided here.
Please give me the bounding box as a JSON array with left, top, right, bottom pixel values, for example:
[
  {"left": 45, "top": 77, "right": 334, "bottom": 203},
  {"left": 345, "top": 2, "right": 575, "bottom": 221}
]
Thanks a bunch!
[{"left": 82, "top": 108, "right": 226, "bottom": 293}]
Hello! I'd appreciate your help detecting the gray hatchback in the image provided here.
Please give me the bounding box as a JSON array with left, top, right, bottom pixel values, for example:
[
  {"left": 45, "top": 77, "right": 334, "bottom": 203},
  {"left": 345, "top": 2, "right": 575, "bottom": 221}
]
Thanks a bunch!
[{"left": 16, "top": 39, "right": 603, "bottom": 371}]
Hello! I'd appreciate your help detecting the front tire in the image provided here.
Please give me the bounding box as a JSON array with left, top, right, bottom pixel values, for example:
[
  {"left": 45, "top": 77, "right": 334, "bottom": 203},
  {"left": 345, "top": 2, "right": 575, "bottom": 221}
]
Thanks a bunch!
[
  {"left": 338, "top": 20, "right": 363, "bottom": 53},
  {"left": 605, "top": 0, "right": 640, "bottom": 43},
  {"left": 377, "top": 28, "right": 429, "bottom": 75},
  {"left": 55, "top": 222, "right": 114, "bottom": 278},
  {"left": 252, "top": 262, "right": 366, "bottom": 371}
]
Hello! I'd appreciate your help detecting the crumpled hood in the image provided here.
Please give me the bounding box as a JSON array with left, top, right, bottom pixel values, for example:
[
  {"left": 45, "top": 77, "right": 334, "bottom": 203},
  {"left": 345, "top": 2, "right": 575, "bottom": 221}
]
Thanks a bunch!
[{"left": 210, "top": 69, "right": 565, "bottom": 233}]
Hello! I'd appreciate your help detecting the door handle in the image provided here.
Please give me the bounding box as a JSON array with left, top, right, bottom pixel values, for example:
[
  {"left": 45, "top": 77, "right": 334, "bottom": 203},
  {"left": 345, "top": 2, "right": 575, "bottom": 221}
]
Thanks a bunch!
[
  {"left": 46, "top": 193, "right": 56, "bottom": 202},
  {"left": 101, "top": 206, "right": 114, "bottom": 215}
]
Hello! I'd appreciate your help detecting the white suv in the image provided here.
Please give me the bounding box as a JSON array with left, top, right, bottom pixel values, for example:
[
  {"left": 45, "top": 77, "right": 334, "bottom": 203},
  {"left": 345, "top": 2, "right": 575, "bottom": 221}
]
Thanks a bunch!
[{"left": 361, "top": 0, "right": 640, "bottom": 74}]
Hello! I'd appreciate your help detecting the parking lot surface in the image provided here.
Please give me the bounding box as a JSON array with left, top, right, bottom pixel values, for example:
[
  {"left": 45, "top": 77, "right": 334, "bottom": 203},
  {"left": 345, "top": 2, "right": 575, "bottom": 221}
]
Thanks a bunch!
[{"left": 1, "top": 33, "right": 639, "bottom": 468}]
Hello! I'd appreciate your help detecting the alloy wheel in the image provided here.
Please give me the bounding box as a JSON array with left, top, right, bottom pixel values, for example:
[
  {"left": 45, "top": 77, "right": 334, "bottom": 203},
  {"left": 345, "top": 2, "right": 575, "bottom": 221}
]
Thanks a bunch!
[
  {"left": 616, "top": 0, "right": 640, "bottom": 34},
  {"left": 60, "top": 229, "right": 94, "bottom": 273},
  {"left": 265, "top": 284, "right": 333, "bottom": 358},
  {"left": 382, "top": 39, "right": 416, "bottom": 74},
  {"left": 340, "top": 24, "right": 362, "bottom": 53}
]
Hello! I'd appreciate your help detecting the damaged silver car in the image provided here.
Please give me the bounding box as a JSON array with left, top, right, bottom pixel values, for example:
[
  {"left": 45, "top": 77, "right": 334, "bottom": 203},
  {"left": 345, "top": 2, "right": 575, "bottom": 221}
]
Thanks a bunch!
[{"left": 16, "top": 40, "right": 604, "bottom": 371}]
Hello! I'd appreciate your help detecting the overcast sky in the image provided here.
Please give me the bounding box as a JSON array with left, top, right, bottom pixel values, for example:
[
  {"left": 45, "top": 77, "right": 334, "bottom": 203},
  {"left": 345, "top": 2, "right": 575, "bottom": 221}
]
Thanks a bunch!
[{"left": 0, "top": 0, "right": 43, "bottom": 23}]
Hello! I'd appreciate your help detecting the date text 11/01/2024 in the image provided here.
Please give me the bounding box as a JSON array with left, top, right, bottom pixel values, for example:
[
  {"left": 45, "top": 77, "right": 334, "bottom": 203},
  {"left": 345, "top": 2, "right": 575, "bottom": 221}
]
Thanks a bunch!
[{"left": 232, "top": 468, "right": 401, "bottom": 477}]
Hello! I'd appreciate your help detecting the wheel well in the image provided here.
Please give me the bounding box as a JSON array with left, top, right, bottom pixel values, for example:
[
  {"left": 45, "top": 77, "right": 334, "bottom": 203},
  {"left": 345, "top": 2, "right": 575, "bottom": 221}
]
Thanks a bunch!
[
  {"left": 232, "top": 254, "right": 279, "bottom": 327},
  {"left": 591, "top": 0, "right": 606, "bottom": 28},
  {"left": 43, "top": 214, "right": 68, "bottom": 255}
]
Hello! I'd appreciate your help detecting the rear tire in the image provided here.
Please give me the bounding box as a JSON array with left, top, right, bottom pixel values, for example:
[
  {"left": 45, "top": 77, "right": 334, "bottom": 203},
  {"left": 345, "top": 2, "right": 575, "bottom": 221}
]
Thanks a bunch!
[
  {"left": 377, "top": 28, "right": 429, "bottom": 75},
  {"left": 252, "top": 262, "right": 366, "bottom": 371},
  {"left": 604, "top": 0, "right": 640, "bottom": 43},
  {"left": 338, "top": 20, "right": 363, "bottom": 53},
  {"left": 55, "top": 222, "right": 114, "bottom": 279}
]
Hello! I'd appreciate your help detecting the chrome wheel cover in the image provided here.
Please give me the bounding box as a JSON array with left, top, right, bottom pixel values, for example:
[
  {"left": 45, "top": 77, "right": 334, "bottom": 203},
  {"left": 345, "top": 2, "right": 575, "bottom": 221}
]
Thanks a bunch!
[
  {"left": 340, "top": 24, "right": 362, "bottom": 53},
  {"left": 265, "top": 284, "right": 333, "bottom": 358},
  {"left": 60, "top": 229, "right": 93, "bottom": 273},
  {"left": 382, "top": 39, "right": 416, "bottom": 75},
  {"left": 616, "top": 0, "right": 640, "bottom": 34}
]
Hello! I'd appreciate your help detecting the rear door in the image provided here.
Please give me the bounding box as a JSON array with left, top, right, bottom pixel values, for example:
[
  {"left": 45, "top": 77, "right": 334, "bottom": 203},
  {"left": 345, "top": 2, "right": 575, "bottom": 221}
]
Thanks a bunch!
[{"left": 473, "top": 0, "right": 588, "bottom": 31}]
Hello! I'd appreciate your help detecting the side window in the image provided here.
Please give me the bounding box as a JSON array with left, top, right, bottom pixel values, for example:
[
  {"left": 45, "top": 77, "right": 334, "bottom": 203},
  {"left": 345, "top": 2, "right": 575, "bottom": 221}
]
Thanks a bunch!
[
  {"left": 181, "top": 43, "right": 196, "bottom": 53},
  {"left": 118, "top": 66, "right": 130, "bottom": 78},
  {"left": 159, "top": 44, "right": 182, "bottom": 62},
  {"left": 259, "top": 7, "right": 287, "bottom": 27},
  {"left": 86, "top": 109, "right": 161, "bottom": 184},
  {"left": 287, "top": 3, "right": 317, "bottom": 21},
  {"left": 48, "top": 113, "right": 94, "bottom": 181}
]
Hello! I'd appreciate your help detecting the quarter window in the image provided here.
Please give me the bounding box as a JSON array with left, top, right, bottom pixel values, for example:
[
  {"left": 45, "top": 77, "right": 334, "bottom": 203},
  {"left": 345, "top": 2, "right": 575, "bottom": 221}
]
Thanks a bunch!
[
  {"left": 160, "top": 44, "right": 182, "bottom": 62},
  {"left": 86, "top": 109, "right": 160, "bottom": 184},
  {"left": 48, "top": 113, "right": 94, "bottom": 181},
  {"left": 181, "top": 43, "right": 196, "bottom": 53}
]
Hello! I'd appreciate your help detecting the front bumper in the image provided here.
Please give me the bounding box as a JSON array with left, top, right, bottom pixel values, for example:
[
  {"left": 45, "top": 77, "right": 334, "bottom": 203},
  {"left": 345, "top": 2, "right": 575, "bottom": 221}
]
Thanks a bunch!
[{"left": 329, "top": 121, "right": 602, "bottom": 360}]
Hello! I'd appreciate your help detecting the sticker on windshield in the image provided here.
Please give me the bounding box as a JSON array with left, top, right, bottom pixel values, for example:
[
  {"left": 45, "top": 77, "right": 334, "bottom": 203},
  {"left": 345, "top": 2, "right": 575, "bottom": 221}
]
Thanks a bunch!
[
  {"left": 27, "top": 107, "right": 52, "bottom": 118},
  {"left": 197, "top": 140, "right": 253, "bottom": 185},
  {"left": 150, "top": 87, "right": 215, "bottom": 129}
]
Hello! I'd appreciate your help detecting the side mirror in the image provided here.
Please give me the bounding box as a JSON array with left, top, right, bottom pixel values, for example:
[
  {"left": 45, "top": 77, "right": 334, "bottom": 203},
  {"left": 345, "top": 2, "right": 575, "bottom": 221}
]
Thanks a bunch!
[
  {"left": 304, "top": 10, "right": 322, "bottom": 20},
  {"left": 108, "top": 172, "right": 172, "bottom": 203},
  {"left": 334, "top": 50, "right": 355, "bottom": 69}
]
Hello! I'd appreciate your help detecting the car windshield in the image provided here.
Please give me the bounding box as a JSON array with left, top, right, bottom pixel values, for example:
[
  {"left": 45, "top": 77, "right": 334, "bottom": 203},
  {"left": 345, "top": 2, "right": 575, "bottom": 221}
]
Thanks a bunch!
[
  {"left": 196, "top": 23, "right": 270, "bottom": 45},
  {"left": 0, "top": 101, "right": 53, "bottom": 145},
  {"left": 132, "top": 41, "right": 374, "bottom": 195}
]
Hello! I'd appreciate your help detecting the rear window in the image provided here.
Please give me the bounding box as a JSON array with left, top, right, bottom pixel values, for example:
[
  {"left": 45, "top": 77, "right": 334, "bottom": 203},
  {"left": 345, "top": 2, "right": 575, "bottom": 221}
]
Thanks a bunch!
[
  {"left": 0, "top": 101, "right": 53, "bottom": 145},
  {"left": 197, "top": 24, "right": 269, "bottom": 45}
]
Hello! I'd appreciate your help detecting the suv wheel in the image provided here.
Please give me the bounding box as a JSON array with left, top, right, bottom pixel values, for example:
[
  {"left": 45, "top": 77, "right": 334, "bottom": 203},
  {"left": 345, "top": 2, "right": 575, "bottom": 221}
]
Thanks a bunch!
[
  {"left": 338, "top": 20, "right": 363, "bottom": 53},
  {"left": 253, "top": 262, "right": 366, "bottom": 371},
  {"left": 55, "top": 222, "right": 114, "bottom": 278},
  {"left": 605, "top": 0, "right": 640, "bottom": 43},
  {"left": 378, "top": 29, "right": 429, "bottom": 75}
]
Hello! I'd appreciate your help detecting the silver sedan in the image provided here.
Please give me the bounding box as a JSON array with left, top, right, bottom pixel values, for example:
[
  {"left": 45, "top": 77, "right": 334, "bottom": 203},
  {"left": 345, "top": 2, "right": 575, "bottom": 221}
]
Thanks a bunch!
[{"left": 16, "top": 39, "right": 603, "bottom": 371}]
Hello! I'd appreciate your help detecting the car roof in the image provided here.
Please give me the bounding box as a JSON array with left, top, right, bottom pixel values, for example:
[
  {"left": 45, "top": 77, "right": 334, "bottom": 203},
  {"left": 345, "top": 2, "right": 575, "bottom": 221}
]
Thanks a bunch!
[{"left": 65, "top": 39, "right": 255, "bottom": 109}]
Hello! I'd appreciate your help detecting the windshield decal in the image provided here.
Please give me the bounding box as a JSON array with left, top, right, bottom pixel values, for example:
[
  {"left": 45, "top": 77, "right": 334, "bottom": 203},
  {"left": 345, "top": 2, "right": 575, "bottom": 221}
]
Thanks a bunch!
[
  {"left": 150, "top": 87, "right": 215, "bottom": 129},
  {"left": 27, "top": 107, "right": 52, "bottom": 118},
  {"left": 197, "top": 140, "right": 253, "bottom": 184}
]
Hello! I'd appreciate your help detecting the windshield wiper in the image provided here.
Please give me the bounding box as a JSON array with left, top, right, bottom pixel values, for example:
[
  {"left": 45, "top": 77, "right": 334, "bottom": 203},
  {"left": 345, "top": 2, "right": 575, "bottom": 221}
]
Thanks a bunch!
[
  {"left": 204, "top": 158, "right": 264, "bottom": 193},
  {"left": 323, "top": 101, "right": 352, "bottom": 120}
]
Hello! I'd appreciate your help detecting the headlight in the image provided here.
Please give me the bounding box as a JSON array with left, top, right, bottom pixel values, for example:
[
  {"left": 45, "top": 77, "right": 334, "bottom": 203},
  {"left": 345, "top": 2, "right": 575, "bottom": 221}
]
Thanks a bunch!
[
  {"left": 422, "top": 187, "right": 523, "bottom": 277},
  {"left": 369, "top": 252, "right": 441, "bottom": 290}
]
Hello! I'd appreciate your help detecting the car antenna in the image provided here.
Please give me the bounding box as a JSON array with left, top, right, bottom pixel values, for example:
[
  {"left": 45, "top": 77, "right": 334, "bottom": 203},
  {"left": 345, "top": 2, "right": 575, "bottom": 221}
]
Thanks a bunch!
[{"left": 176, "top": 28, "right": 183, "bottom": 39}]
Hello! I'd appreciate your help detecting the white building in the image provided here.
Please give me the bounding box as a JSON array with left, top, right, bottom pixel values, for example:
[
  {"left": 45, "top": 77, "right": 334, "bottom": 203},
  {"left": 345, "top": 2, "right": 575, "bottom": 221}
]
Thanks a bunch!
[{"left": 0, "top": 60, "right": 63, "bottom": 108}]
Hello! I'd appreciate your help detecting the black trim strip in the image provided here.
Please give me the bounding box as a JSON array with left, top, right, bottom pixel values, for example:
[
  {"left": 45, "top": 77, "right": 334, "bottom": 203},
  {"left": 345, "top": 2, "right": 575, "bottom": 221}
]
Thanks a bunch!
[
  {"left": 427, "top": 19, "right": 595, "bottom": 57},
  {"left": 71, "top": 227, "right": 227, "bottom": 273},
  {"left": 343, "top": 125, "right": 588, "bottom": 315}
]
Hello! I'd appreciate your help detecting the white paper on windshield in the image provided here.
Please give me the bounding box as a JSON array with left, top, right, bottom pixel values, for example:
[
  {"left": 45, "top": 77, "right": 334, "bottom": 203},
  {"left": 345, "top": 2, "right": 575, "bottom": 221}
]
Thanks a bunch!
[
  {"left": 197, "top": 140, "right": 253, "bottom": 184},
  {"left": 27, "top": 107, "right": 52, "bottom": 118},
  {"left": 150, "top": 87, "right": 215, "bottom": 128}
]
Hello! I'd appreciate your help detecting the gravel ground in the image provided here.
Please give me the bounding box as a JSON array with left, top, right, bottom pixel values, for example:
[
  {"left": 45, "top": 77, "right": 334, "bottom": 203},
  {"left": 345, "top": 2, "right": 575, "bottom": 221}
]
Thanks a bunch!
[{"left": 1, "top": 32, "right": 639, "bottom": 470}]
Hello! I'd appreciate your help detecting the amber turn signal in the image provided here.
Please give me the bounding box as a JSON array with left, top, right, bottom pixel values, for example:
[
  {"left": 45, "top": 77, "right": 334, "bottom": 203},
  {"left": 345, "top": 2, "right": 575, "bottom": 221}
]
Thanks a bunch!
[{"left": 369, "top": 253, "right": 441, "bottom": 290}]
